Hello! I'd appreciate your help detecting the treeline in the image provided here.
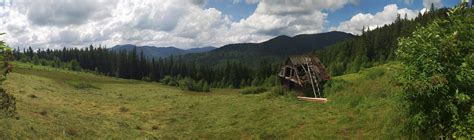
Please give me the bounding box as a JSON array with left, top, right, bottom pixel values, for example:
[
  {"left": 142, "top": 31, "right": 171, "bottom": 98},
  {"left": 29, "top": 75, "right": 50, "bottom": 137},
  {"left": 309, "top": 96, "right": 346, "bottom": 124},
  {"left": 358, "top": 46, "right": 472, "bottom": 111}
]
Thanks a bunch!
[
  {"left": 315, "top": 6, "right": 450, "bottom": 76},
  {"left": 15, "top": 46, "right": 281, "bottom": 91}
]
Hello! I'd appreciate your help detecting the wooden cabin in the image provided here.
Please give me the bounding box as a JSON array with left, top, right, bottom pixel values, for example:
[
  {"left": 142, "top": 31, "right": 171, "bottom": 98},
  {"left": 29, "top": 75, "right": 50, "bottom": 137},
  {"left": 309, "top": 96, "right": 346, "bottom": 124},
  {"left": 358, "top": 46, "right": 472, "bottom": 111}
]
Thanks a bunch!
[{"left": 278, "top": 55, "right": 330, "bottom": 98}]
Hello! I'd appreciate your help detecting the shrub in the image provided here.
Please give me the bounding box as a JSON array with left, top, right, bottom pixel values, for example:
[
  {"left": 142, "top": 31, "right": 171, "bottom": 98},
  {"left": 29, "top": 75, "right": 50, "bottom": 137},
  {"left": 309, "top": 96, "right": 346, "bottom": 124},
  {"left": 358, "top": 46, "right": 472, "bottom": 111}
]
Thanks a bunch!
[
  {"left": 69, "top": 59, "right": 81, "bottom": 71},
  {"left": 240, "top": 86, "right": 267, "bottom": 94},
  {"left": 202, "top": 82, "right": 210, "bottom": 92},
  {"left": 178, "top": 77, "right": 210, "bottom": 92},
  {"left": 396, "top": 4, "right": 473, "bottom": 138},
  {"left": 0, "top": 89, "right": 16, "bottom": 117},
  {"left": 0, "top": 33, "right": 15, "bottom": 118},
  {"left": 161, "top": 76, "right": 178, "bottom": 86},
  {"left": 142, "top": 76, "right": 151, "bottom": 82}
]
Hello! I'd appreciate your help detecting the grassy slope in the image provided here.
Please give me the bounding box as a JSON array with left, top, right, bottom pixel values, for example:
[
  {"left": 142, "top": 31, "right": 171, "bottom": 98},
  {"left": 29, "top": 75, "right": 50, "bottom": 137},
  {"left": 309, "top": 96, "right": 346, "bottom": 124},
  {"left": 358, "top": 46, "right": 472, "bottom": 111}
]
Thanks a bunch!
[{"left": 0, "top": 62, "right": 404, "bottom": 139}]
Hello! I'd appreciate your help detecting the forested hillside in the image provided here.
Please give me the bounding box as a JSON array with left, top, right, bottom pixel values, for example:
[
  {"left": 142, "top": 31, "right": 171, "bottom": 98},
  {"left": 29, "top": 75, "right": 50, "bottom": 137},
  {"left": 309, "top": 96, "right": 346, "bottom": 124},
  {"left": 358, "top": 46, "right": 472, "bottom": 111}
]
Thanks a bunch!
[
  {"left": 15, "top": 45, "right": 274, "bottom": 89},
  {"left": 316, "top": 7, "right": 449, "bottom": 76},
  {"left": 182, "top": 31, "right": 353, "bottom": 67}
]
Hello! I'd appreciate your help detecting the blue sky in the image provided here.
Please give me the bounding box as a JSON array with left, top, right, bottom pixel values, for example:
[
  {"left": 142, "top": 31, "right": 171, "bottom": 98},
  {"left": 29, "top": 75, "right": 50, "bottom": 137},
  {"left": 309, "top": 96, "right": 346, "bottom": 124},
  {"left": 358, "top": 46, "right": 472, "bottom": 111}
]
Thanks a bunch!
[
  {"left": 0, "top": 0, "right": 466, "bottom": 49},
  {"left": 206, "top": 0, "right": 459, "bottom": 30}
]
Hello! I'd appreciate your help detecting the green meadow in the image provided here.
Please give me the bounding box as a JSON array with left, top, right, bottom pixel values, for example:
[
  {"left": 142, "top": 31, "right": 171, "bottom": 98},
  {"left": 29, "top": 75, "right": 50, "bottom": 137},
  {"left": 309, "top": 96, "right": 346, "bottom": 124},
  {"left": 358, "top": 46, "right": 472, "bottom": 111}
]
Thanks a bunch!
[{"left": 0, "top": 62, "right": 404, "bottom": 139}]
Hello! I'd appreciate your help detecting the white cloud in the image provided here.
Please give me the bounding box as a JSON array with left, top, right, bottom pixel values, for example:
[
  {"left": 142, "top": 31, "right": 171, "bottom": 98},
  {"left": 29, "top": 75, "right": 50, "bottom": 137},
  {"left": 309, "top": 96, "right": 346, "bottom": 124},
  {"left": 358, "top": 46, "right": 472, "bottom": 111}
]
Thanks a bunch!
[
  {"left": 24, "top": 0, "right": 110, "bottom": 27},
  {"left": 224, "top": 0, "right": 355, "bottom": 43},
  {"left": 330, "top": 4, "right": 419, "bottom": 35},
  {"left": 0, "top": 0, "right": 356, "bottom": 50}
]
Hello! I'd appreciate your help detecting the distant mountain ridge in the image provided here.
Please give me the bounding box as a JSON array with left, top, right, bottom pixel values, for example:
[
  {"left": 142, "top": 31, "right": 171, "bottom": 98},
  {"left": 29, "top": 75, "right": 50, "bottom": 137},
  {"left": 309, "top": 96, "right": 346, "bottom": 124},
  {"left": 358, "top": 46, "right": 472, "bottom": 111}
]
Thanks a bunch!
[
  {"left": 109, "top": 45, "right": 216, "bottom": 58},
  {"left": 110, "top": 31, "right": 354, "bottom": 66},
  {"left": 183, "top": 31, "right": 354, "bottom": 66}
]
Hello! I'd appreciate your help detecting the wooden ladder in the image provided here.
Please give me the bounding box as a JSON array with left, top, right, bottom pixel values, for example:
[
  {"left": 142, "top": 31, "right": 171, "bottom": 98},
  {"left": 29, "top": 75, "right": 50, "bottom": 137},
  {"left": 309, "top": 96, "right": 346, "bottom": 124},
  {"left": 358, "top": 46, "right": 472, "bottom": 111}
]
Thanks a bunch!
[{"left": 302, "top": 59, "right": 322, "bottom": 98}]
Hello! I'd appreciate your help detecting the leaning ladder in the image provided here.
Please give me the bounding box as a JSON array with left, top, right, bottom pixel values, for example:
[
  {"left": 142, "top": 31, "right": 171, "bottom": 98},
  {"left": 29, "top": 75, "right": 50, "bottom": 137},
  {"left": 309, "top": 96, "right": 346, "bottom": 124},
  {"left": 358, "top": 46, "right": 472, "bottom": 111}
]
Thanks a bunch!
[{"left": 303, "top": 59, "right": 322, "bottom": 98}]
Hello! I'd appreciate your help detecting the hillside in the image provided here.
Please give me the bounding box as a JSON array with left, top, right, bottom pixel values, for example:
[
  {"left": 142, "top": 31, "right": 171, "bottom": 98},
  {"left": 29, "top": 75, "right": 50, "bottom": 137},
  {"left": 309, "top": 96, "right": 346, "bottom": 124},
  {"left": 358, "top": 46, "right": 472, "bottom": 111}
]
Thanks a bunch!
[
  {"left": 110, "top": 44, "right": 216, "bottom": 58},
  {"left": 0, "top": 62, "right": 404, "bottom": 139},
  {"left": 182, "top": 31, "right": 354, "bottom": 66},
  {"left": 315, "top": 8, "right": 450, "bottom": 76}
]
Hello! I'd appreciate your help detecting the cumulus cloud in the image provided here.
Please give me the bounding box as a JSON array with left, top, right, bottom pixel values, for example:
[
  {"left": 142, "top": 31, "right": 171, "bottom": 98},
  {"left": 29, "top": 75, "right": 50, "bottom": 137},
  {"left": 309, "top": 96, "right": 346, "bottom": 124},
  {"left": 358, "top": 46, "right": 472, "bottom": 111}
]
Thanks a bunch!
[
  {"left": 25, "top": 0, "right": 111, "bottom": 27},
  {"left": 1, "top": 0, "right": 356, "bottom": 50},
  {"left": 227, "top": 0, "right": 355, "bottom": 41},
  {"left": 330, "top": 4, "right": 419, "bottom": 35}
]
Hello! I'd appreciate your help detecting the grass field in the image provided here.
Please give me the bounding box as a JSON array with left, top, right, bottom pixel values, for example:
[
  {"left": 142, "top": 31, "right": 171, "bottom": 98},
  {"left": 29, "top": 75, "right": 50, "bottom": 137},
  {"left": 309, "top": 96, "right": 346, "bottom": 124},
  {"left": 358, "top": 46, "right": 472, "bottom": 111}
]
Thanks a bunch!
[{"left": 0, "top": 62, "right": 405, "bottom": 139}]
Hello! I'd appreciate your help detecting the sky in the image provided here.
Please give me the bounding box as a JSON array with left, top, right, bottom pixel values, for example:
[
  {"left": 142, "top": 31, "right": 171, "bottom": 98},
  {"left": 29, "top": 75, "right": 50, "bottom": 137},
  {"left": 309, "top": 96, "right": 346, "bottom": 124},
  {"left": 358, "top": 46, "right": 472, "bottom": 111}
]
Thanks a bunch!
[{"left": 0, "top": 0, "right": 461, "bottom": 50}]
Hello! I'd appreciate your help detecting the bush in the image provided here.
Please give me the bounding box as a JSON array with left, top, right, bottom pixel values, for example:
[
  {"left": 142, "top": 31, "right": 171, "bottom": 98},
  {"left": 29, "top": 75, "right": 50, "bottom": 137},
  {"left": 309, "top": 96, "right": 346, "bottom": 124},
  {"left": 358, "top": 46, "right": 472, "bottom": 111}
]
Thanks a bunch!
[
  {"left": 0, "top": 89, "right": 16, "bottom": 117},
  {"left": 396, "top": 4, "right": 474, "bottom": 138},
  {"left": 0, "top": 33, "right": 15, "bottom": 118},
  {"left": 161, "top": 76, "right": 178, "bottom": 86},
  {"left": 69, "top": 59, "right": 81, "bottom": 71},
  {"left": 240, "top": 86, "right": 267, "bottom": 94},
  {"left": 177, "top": 77, "right": 210, "bottom": 92}
]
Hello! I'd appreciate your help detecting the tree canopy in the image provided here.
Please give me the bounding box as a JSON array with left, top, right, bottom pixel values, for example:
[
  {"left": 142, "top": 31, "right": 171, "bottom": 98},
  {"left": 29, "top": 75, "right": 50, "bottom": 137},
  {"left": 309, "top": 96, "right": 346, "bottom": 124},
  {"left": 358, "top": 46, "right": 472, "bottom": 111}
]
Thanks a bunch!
[{"left": 396, "top": 4, "right": 473, "bottom": 138}]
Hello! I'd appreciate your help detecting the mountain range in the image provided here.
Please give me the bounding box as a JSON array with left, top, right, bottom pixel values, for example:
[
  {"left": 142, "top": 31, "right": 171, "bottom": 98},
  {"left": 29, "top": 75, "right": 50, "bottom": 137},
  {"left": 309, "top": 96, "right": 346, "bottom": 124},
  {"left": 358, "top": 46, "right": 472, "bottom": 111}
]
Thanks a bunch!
[
  {"left": 110, "top": 31, "right": 354, "bottom": 66},
  {"left": 109, "top": 45, "right": 216, "bottom": 58},
  {"left": 183, "top": 31, "right": 354, "bottom": 66}
]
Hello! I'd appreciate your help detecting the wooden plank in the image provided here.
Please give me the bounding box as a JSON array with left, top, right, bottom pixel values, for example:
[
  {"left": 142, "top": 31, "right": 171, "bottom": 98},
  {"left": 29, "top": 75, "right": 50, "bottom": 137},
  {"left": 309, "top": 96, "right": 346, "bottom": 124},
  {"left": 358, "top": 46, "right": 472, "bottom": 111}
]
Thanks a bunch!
[{"left": 297, "top": 96, "right": 328, "bottom": 103}]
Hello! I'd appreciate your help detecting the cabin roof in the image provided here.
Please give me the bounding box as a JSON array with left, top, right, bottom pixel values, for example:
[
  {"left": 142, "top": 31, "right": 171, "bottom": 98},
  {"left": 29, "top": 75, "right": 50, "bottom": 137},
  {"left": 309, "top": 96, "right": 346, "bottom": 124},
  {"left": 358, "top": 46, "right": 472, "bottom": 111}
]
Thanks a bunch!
[
  {"left": 284, "top": 55, "right": 330, "bottom": 81},
  {"left": 286, "top": 55, "right": 322, "bottom": 65}
]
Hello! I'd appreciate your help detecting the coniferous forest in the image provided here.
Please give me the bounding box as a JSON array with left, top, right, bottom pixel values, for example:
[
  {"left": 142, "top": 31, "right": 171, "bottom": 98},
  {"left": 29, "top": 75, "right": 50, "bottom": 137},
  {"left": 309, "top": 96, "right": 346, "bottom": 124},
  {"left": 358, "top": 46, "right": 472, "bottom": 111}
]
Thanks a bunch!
[
  {"left": 316, "top": 6, "right": 450, "bottom": 76},
  {"left": 15, "top": 45, "right": 280, "bottom": 90}
]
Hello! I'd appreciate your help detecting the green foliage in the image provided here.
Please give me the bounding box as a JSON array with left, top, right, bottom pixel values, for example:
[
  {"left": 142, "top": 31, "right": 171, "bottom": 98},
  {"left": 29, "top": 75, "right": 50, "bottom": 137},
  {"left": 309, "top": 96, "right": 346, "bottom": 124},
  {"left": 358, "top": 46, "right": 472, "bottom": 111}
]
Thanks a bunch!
[
  {"left": 160, "top": 75, "right": 178, "bottom": 86},
  {"left": 396, "top": 5, "right": 473, "bottom": 138},
  {"left": 0, "top": 33, "right": 15, "bottom": 117},
  {"left": 178, "top": 77, "right": 210, "bottom": 92},
  {"left": 32, "top": 54, "right": 40, "bottom": 65},
  {"left": 69, "top": 59, "right": 81, "bottom": 71},
  {"left": 240, "top": 86, "right": 268, "bottom": 94},
  {"left": 0, "top": 89, "right": 16, "bottom": 117},
  {"left": 0, "top": 33, "right": 12, "bottom": 61},
  {"left": 316, "top": 7, "right": 449, "bottom": 76}
]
